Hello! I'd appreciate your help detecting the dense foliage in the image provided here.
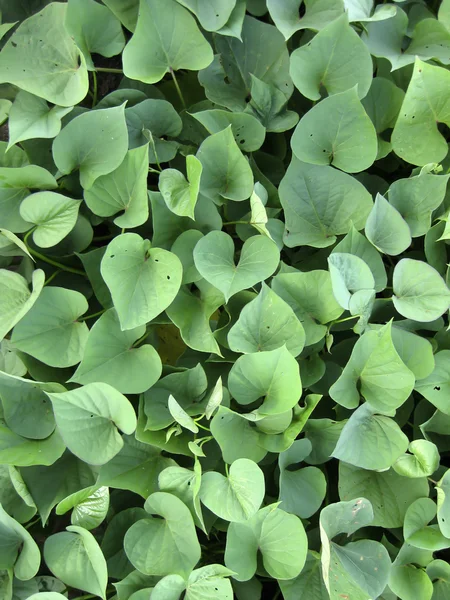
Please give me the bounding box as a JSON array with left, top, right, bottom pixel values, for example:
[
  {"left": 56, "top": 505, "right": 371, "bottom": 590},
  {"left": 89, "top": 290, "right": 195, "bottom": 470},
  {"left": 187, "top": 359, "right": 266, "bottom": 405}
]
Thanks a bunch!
[{"left": 2, "top": 0, "right": 450, "bottom": 599}]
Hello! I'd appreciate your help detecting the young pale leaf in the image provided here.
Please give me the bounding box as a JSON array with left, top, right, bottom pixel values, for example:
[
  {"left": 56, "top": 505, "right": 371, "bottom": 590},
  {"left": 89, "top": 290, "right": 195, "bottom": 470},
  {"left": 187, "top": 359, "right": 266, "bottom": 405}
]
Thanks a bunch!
[
  {"left": 124, "top": 492, "right": 201, "bottom": 577},
  {"left": 228, "top": 346, "right": 302, "bottom": 416},
  {"left": 228, "top": 283, "right": 305, "bottom": 356},
  {"left": 339, "top": 463, "right": 429, "bottom": 528},
  {"left": 272, "top": 270, "right": 344, "bottom": 345},
  {"left": 200, "top": 458, "right": 264, "bottom": 522},
  {"left": 332, "top": 403, "right": 409, "bottom": 471},
  {"left": 65, "top": 0, "right": 125, "bottom": 70},
  {"left": 0, "top": 269, "right": 44, "bottom": 341},
  {"left": 393, "top": 440, "right": 440, "bottom": 479},
  {"left": 205, "top": 377, "right": 223, "bottom": 420},
  {"left": 328, "top": 253, "right": 375, "bottom": 310},
  {"left": 290, "top": 14, "right": 372, "bottom": 101},
  {"left": 0, "top": 503, "right": 40, "bottom": 581},
  {"left": 52, "top": 105, "right": 128, "bottom": 190},
  {"left": 404, "top": 498, "right": 450, "bottom": 551},
  {"left": 291, "top": 87, "right": 377, "bottom": 173},
  {"left": 84, "top": 145, "right": 150, "bottom": 229},
  {"left": 46, "top": 383, "right": 137, "bottom": 466},
  {"left": 159, "top": 156, "right": 202, "bottom": 219},
  {"left": 196, "top": 127, "right": 254, "bottom": 203},
  {"left": 7, "top": 91, "right": 73, "bottom": 150},
  {"left": 0, "top": 4, "right": 88, "bottom": 107},
  {"left": 193, "top": 231, "right": 279, "bottom": 302},
  {"left": 122, "top": 0, "right": 213, "bottom": 84},
  {"left": 279, "top": 439, "right": 326, "bottom": 519},
  {"left": 330, "top": 322, "right": 415, "bottom": 411},
  {"left": 101, "top": 233, "right": 183, "bottom": 330},
  {"left": 168, "top": 395, "right": 199, "bottom": 434},
  {"left": 70, "top": 308, "right": 162, "bottom": 394},
  {"left": 44, "top": 526, "right": 107, "bottom": 599},
  {"left": 279, "top": 158, "right": 373, "bottom": 248},
  {"left": 11, "top": 287, "right": 89, "bottom": 368},
  {"left": 19, "top": 192, "right": 80, "bottom": 248},
  {"left": 225, "top": 505, "right": 307, "bottom": 581},
  {"left": 365, "top": 194, "right": 412, "bottom": 256},
  {"left": 392, "top": 59, "right": 450, "bottom": 166},
  {"left": 392, "top": 259, "right": 450, "bottom": 322}
]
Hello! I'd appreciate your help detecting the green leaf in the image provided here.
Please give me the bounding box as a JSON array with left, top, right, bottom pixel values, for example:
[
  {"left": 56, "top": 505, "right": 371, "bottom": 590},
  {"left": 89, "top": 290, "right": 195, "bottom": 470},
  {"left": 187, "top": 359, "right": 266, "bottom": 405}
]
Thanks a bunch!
[
  {"left": 392, "top": 259, "right": 450, "bottom": 322},
  {"left": 44, "top": 525, "right": 107, "bottom": 599},
  {"left": 291, "top": 87, "right": 377, "bottom": 173},
  {"left": 0, "top": 269, "right": 44, "bottom": 341},
  {"left": 330, "top": 322, "right": 415, "bottom": 411},
  {"left": 339, "top": 463, "right": 429, "bottom": 528},
  {"left": 176, "top": 0, "right": 236, "bottom": 31},
  {"left": 389, "top": 564, "right": 433, "bottom": 600},
  {"left": 328, "top": 252, "right": 375, "bottom": 310},
  {"left": 124, "top": 492, "right": 201, "bottom": 577},
  {"left": 52, "top": 104, "right": 129, "bottom": 190},
  {"left": 319, "top": 498, "right": 391, "bottom": 600},
  {"left": 191, "top": 110, "right": 266, "bottom": 153},
  {"left": 102, "top": 0, "right": 139, "bottom": 31},
  {"left": 7, "top": 91, "right": 72, "bottom": 150},
  {"left": 0, "top": 503, "right": 40, "bottom": 581},
  {"left": 278, "top": 552, "right": 329, "bottom": 600},
  {"left": 19, "top": 192, "right": 80, "bottom": 248},
  {"left": 290, "top": 14, "right": 372, "bottom": 101},
  {"left": 227, "top": 283, "right": 305, "bottom": 356},
  {"left": 244, "top": 74, "right": 299, "bottom": 133},
  {"left": 196, "top": 127, "right": 254, "bottom": 204},
  {"left": 210, "top": 406, "right": 267, "bottom": 464},
  {"left": 200, "top": 458, "right": 264, "bottom": 522},
  {"left": 279, "top": 439, "right": 326, "bottom": 518},
  {"left": 393, "top": 440, "right": 440, "bottom": 479},
  {"left": 159, "top": 156, "right": 202, "bottom": 219},
  {"left": 225, "top": 504, "right": 307, "bottom": 581},
  {"left": 65, "top": 0, "right": 125, "bottom": 70},
  {"left": 171, "top": 230, "right": 203, "bottom": 285},
  {"left": 185, "top": 565, "right": 234, "bottom": 600},
  {"left": 46, "top": 382, "right": 137, "bottom": 466},
  {"left": 415, "top": 350, "right": 450, "bottom": 415},
  {"left": 390, "top": 326, "right": 435, "bottom": 380},
  {"left": 228, "top": 346, "right": 302, "bottom": 416},
  {"left": 272, "top": 270, "right": 344, "bottom": 345},
  {"left": 193, "top": 231, "right": 279, "bottom": 302},
  {"left": 11, "top": 286, "right": 89, "bottom": 368},
  {"left": 56, "top": 485, "right": 109, "bottom": 531},
  {"left": 0, "top": 3, "right": 88, "bottom": 107},
  {"left": 168, "top": 395, "right": 199, "bottom": 434},
  {"left": 365, "top": 193, "right": 412, "bottom": 256},
  {"left": 158, "top": 462, "right": 205, "bottom": 532},
  {"left": 166, "top": 280, "right": 224, "bottom": 355},
  {"left": 332, "top": 403, "right": 409, "bottom": 470},
  {"left": 101, "top": 233, "right": 183, "bottom": 330},
  {"left": 279, "top": 158, "right": 373, "bottom": 248},
  {"left": 332, "top": 226, "right": 387, "bottom": 292},
  {"left": 0, "top": 425, "right": 65, "bottom": 469},
  {"left": 84, "top": 145, "right": 150, "bottom": 229},
  {"left": 122, "top": 0, "right": 213, "bottom": 84},
  {"left": 70, "top": 308, "right": 162, "bottom": 393},
  {"left": 403, "top": 498, "right": 450, "bottom": 551},
  {"left": 392, "top": 59, "right": 450, "bottom": 166},
  {"left": 267, "top": 0, "right": 345, "bottom": 40}
]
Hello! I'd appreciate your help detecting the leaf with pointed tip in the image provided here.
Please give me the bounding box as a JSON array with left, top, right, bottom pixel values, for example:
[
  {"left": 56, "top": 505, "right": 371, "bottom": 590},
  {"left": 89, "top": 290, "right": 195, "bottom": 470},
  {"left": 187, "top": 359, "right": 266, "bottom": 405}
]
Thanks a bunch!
[
  {"left": 0, "top": 4, "right": 88, "bottom": 107},
  {"left": 168, "top": 395, "right": 199, "bottom": 434},
  {"left": 191, "top": 110, "right": 265, "bottom": 153},
  {"left": 84, "top": 145, "right": 149, "bottom": 229},
  {"left": 122, "top": 0, "right": 213, "bottom": 84},
  {"left": 101, "top": 233, "right": 182, "bottom": 330},
  {"left": 175, "top": 0, "right": 236, "bottom": 30},
  {"left": 0, "top": 269, "right": 44, "bottom": 341},
  {"left": 210, "top": 406, "right": 267, "bottom": 464},
  {"left": 244, "top": 75, "right": 299, "bottom": 133},
  {"left": 46, "top": 382, "right": 137, "bottom": 466},
  {"left": 328, "top": 252, "right": 375, "bottom": 310},
  {"left": 193, "top": 231, "right": 279, "bottom": 302},
  {"left": 159, "top": 156, "right": 202, "bottom": 219},
  {"left": 0, "top": 503, "right": 40, "bottom": 581},
  {"left": 290, "top": 15, "right": 372, "bottom": 101},
  {"left": 365, "top": 193, "right": 411, "bottom": 256},
  {"left": 291, "top": 87, "right": 377, "bottom": 173},
  {"left": 404, "top": 498, "right": 450, "bottom": 551},
  {"left": 267, "top": 0, "right": 345, "bottom": 40},
  {"left": 11, "top": 286, "right": 89, "bottom": 368},
  {"left": 415, "top": 350, "right": 450, "bottom": 415},
  {"left": 392, "top": 259, "right": 450, "bottom": 322},
  {"left": 70, "top": 308, "right": 162, "bottom": 394}
]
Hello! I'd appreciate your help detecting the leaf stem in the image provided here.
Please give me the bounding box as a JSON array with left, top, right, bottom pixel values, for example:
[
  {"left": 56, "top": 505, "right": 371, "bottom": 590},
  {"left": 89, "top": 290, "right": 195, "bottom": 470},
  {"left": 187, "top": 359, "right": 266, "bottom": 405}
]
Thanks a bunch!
[
  {"left": 44, "top": 269, "right": 62, "bottom": 285},
  {"left": 25, "top": 516, "right": 41, "bottom": 530},
  {"left": 132, "top": 331, "right": 151, "bottom": 348},
  {"left": 225, "top": 463, "right": 230, "bottom": 477},
  {"left": 169, "top": 67, "right": 186, "bottom": 109},
  {"left": 23, "top": 240, "right": 87, "bottom": 278},
  {"left": 195, "top": 422, "right": 211, "bottom": 432},
  {"left": 223, "top": 221, "right": 249, "bottom": 226},
  {"left": 95, "top": 67, "right": 123, "bottom": 74},
  {"left": 331, "top": 315, "right": 358, "bottom": 325},
  {"left": 92, "top": 70, "right": 98, "bottom": 107},
  {"left": 78, "top": 309, "right": 107, "bottom": 322}
]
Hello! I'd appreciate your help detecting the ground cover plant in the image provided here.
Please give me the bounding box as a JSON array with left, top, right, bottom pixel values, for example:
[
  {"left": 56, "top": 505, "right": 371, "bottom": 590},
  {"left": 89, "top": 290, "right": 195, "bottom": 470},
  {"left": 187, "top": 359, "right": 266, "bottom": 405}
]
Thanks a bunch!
[{"left": 3, "top": 0, "right": 450, "bottom": 599}]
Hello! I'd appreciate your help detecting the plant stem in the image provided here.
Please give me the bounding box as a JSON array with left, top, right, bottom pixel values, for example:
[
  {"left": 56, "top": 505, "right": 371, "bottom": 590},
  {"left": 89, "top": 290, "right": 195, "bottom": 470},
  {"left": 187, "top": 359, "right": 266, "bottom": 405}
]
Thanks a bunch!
[
  {"left": 79, "top": 308, "right": 107, "bottom": 322},
  {"left": 223, "top": 221, "right": 249, "bottom": 226},
  {"left": 92, "top": 70, "right": 98, "bottom": 107},
  {"left": 132, "top": 331, "right": 151, "bottom": 348},
  {"left": 25, "top": 516, "right": 41, "bottom": 530},
  {"left": 332, "top": 315, "right": 358, "bottom": 325},
  {"left": 95, "top": 67, "right": 123, "bottom": 74},
  {"left": 196, "top": 422, "right": 211, "bottom": 432},
  {"left": 24, "top": 243, "right": 87, "bottom": 278},
  {"left": 170, "top": 67, "right": 186, "bottom": 109},
  {"left": 44, "top": 269, "right": 62, "bottom": 285}
]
